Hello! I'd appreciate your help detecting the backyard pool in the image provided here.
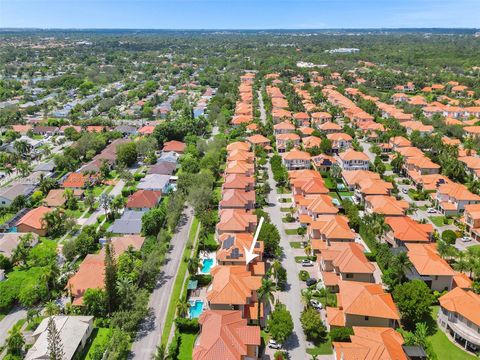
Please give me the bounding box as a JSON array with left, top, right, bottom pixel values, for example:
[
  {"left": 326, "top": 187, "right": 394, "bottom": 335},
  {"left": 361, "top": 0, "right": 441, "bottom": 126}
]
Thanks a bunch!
[
  {"left": 200, "top": 258, "right": 214, "bottom": 274},
  {"left": 189, "top": 300, "right": 204, "bottom": 319}
]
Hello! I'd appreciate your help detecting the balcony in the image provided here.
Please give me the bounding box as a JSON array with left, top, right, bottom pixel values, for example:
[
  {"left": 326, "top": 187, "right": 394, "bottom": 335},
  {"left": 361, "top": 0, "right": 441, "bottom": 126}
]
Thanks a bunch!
[{"left": 439, "top": 311, "right": 480, "bottom": 348}]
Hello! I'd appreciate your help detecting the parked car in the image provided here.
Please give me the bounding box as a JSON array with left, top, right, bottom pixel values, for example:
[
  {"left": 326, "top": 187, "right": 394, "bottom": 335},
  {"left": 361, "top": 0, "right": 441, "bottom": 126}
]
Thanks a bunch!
[
  {"left": 268, "top": 339, "right": 282, "bottom": 349},
  {"left": 461, "top": 236, "right": 472, "bottom": 243},
  {"left": 427, "top": 208, "right": 436, "bottom": 214},
  {"left": 306, "top": 278, "right": 317, "bottom": 287},
  {"left": 401, "top": 188, "right": 408, "bottom": 194},
  {"left": 310, "top": 299, "right": 323, "bottom": 310},
  {"left": 301, "top": 259, "right": 314, "bottom": 267}
]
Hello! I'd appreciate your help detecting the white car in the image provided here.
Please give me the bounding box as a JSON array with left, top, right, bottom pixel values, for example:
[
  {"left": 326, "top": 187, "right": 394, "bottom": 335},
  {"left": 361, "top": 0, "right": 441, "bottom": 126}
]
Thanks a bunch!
[
  {"left": 461, "top": 236, "right": 472, "bottom": 243},
  {"left": 268, "top": 339, "right": 282, "bottom": 349},
  {"left": 301, "top": 259, "right": 314, "bottom": 267},
  {"left": 401, "top": 188, "right": 408, "bottom": 194},
  {"left": 427, "top": 208, "right": 436, "bottom": 214},
  {"left": 310, "top": 299, "right": 323, "bottom": 310}
]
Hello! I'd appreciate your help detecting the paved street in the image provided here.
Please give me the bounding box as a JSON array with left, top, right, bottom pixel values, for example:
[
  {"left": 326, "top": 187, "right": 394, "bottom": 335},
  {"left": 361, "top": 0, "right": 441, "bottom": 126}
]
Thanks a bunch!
[
  {"left": 264, "top": 162, "right": 308, "bottom": 359},
  {"left": 258, "top": 89, "right": 267, "bottom": 124},
  {"left": 0, "top": 307, "right": 27, "bottom": 347},
  {"left": 130, "top": 206, "right": 194, "bottom": 360}
]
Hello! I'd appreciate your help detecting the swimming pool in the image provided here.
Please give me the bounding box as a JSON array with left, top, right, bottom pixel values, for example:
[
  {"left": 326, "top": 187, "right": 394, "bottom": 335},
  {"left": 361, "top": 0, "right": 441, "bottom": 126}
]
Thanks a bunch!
[
  {"left": 189, "top": 300, "right": 204, "bottom": 319},
  {"left": 200, "top": 258, "right": 214, "bottom": 274}
]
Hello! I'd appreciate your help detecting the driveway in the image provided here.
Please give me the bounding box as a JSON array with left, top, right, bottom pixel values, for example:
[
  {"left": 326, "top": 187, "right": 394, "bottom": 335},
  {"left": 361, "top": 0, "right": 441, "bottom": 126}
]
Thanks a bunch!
[
  {"left": 0, "top": 307, "right": 27, "bottom": 347},
  {"left": 130, "top": 206, "right": 194, "bottom": 360},
  {"left": 264, "top": 162, "right": 308, "bottom": 359}
]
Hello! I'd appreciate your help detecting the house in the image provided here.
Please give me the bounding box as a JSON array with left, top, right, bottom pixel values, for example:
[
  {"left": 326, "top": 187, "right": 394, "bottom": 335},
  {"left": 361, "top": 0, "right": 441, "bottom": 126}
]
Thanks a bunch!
[
  {"left": 296, "top": 194, "right": 338, "bottom": 225},
  {"left": 383, "top": 216, "right": 434, "bottom": 247},
  {"left": 273, "top": 120, "right": 295, "bottom": 135},
  {"left": 207, "top": 265, "right": 262, "bottom": 323},
  {"left": 223, "top": 174, "right": 255, "bottom": 192},
  {"left": 137, "top": 174, "right": 172, "bottom": 192},
  {"left": 25, "top": 316, "right": 94, "bottom": 360},
  {"left": 32, "top": 126, "right": 58, "bottom": 136},
  {"left": 217, "top": 233, "right": 264, "bottom": 267},
  {"left": 126, "top": 190, "right": 162, "bottom": 210},
  {"left": 272, "top": 109, "right": 292, "bottom": 123},
  {"left": 464, "top": 204, "right": 480, "bottom": 241},
  {"left": 43, "top": 189, "right": 68, "bottom": 207},
  {"left": 415, "top": 174, "right": 450, "bottom": 192},
  {"left": 326, "top": 280, "right": 400, "bottom": 329},
  {"left": 333, "top": 327, "right": 410, "bottom": 360},
  {"left": 227, "top": 142, "right": 250, "bottom": 152},
  {"left": 438, "top": 287, "right": 480, "bottom": 352},
  {"left": 435, "top": 182, "right": 480, "bottom": 215},
  {"left": 193, "top": 310, "right": 261, "bottom": 360},
  {"left": 114, "top": 125, "right": 137, "bottom": 136},
  {"left": 459, "top": 156, "right": 480, "bottom": 179},
  {"left": 246, "top": 134, "right": 271, "bottom": 149},
  {"left": 338, "top": 149, "right": 370, "bottom": 171},
  {"left": 78, "top": 159, "right": 104, "bottom": 174},
  {"left": 318, "top": 121, "right": 342, "bottom": 134},
  {"left": 275, "top": 133, "right": 300, "bottom": 152},
  {"left": 406, "top": 243, "right": 454, "bottom": 291},
  {"left": 0, "top": 233, "right": 39, "bottom": 260},
  {"left": 312, "top": 154, "right": 337, "bottom": 172},
  {"left": 162, "top": 140, "right": 186, "bottom": 154},
  {"left": 227, "top": 150, "right": 255, "bottom": 163},
  {"left": 147, "top": 161, "right": 177, "bottom": 176},
  {"left": 225, "top": 161, "right": 255, "bottom": 177},
  {"left": 15, "top": 206, "right": 52, "bottom": 236},
  {"left": 319, "top": 243, "right": 375, "bottom": 290},
  {"left": 309, "top": 215, "right": 356, "bottom": 252},
  {"left": 62, "top": 173, "right": 92, "bottom": 189},
  {"left": 327, "top": 133, "right": 353, "bottom": 153},
  {"left": 158, "top": 151, "right": 179, "bottom": 164},
  {"left": 302, "top": 136, "right": 322, "bottom": 150},
  {"left": 138, "top": 125, "right": 156, "bottom": 135},
  {"left": 93, "top": 138, "right": 130, "bottom": 165},
  {"left": 298, "top": 126, "right": 315, "bottom": 137},
  {"left": 67, "top": 235, "right": 145, "bottom": 304},
  {"left": 404, "top": 156, "right": 440, "bottom": 182},
  {"left": 0, "top": 183, "right": 35, "bottom": 207},
  {"left": 311, "top": 111, "right": 332, "bottom": 126},
  {"left": 219, "top": 189, "right": 255, "bottom": 211},
  {"left": 108, "top": 210, "right": 145, "bottom": 234},
  {"left": 281, "top": 149, "right": 311, "bottom": 170},
  {"left": 342, "top": 170, "right": 381, "bottom": 191},
  {"left": 217, "top": 209, "right": 257, "bottom": 235},
  {"left": 291, "top": 176, "right": 329, "bottom": 197},
  {"left": 389, "top": 136, "right": 411, "bottom": 150},
  {"left": 364, "top": 196, "right": 409, "bottom": 217},
  {"left": 354, "top": 178, "right": 393, "bottom": 203}
]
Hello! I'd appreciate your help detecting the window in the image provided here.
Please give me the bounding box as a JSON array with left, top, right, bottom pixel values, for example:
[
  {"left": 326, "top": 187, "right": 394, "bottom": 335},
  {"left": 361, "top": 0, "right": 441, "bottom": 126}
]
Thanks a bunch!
[
  {"left": 345, "top": 273, "right": 353, "bottom": 279},
  {"left": 364, "top": 316, "right": 369, "bottom": 321}
]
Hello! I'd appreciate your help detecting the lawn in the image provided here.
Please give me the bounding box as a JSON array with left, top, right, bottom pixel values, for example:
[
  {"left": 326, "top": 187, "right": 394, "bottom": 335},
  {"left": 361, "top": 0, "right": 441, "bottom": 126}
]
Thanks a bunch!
[
  {"left": 276, "top": 187, "right": 291, "bottom": 195},
  {"left": 81, "top": 327, "right": 111, "bottom": 360},
  {"left": 178, "top": 332, "right": 197, "bottom": 360},
  {"left": 323, "top": 177, "right": 336, "bottom": 190},
  {"left": 306, "top": 339, "right": 333, "bottom": 355},
  {"left": 280, "top": 207, "right": 292, "bottom": 212},
  {"left": 429, "top": 306, "right": 477, "bottom": 360},
  {"left": 429, "top": 216, "right": 447, "bottom": 227},
  {"left": 285, "top": 228, "right": 299, "bottom": 235},
  {"left": 290, "top": 241, "right": 303, "bottom": 249},
  {"left": 161, "top": 217, "right": 200, "bottom": 345},
  {"left": 278, "top": 198, "right": 292, "bottom": 203},
  {"left": 91, "top": 185, "right": 107, "bottom": 197}
]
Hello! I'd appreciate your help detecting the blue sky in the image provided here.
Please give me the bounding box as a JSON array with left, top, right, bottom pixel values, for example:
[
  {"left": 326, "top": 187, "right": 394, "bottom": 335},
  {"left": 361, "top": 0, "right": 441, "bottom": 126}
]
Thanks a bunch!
[{"left": 1, "top": 0, "right": 479, "bottom": 29}]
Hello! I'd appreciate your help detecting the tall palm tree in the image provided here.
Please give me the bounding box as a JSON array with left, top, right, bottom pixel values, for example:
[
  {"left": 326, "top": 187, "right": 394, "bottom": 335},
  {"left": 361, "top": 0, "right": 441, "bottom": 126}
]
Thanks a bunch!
[
  {"left": 176, "top": 299, "right": 190, "bottom": 318},
  {"left": 14, "top": 139, "right": 31, "bottom": 158},
  {"left": 154, "top": 344, "right": 167, "bottom": 360},
  {"left": 187, "top": 257, "right": 201, "bottom": 275},
  {"left": 44, "top": 300, "right": 60, "bottom": 317},
  {"left": 41, "top": 263, "right": 60, "bottom": 298},
  {"left": 257, "top": 278, "right": 276, "bottom": 321}
]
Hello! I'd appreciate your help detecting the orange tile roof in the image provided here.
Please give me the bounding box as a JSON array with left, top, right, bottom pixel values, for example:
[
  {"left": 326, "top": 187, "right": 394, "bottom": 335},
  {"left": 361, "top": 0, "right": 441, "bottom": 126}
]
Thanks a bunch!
[
  {"left": 339, "top": 149, "right": 370, "bottom": 162},
  {"left": 452, "top": 272, "right": 473, "bottom": 289},
  {"left": 437, "top": 182, "right": 480, "bottom": 201},
  {"left": 223, "top": 174, "right": 255, "bottom": 190},
  {"left": 220, "top": 189, "right": 255, "bottom": 208},
  {"left": 162, "top": 140, "right": 186, "bottom": 153},
  {"left": 217, "top": 233, "right": 263, "bottom": 264},
  {"left": 333, "top": 327, "right": 407, "bottom": 360},
  {"left": 439, "top": 288, "right": 480, "bottom": 327},
  {"left": 282, "top": 149, "right": 311, "bottom": 161},
  {"left": 193, "top": 310, "right": 260, "bottom": 360},
  {"left": 327, "top": 132, "right": 353, "bottom": 142},
  {"left": 273, "top": 120, "right": 295, "bottom": 131},
  {"left": 321, "top": 242, "right": 374, "bottom": 274},
  {"left": 309, "top": 215, "right": 355, "bottom": 241},
  {"left": 16, "top": 206, "right": 51, "bottom": 231},
  {"left": 302, "top": 136, "right": 322, "bottom": 149},
  {"left": 342, "top": 170, "right": 380, "bottom": 187},
  {"left": 227, "top": 150, "right": 254, "bottom": 163},
  {"left": 319, "top": 121, "right": 342, "bottom": 131},
  {"left": 138, "top": 125, "right": 155, "bottom": 134},
  {"left": 207, "top": 265, "right": 261, "bottom": 305},
  {"left": 306, "top": 194, "right": 339, "bottom": 215},
  {"left": 226, "top": 141, "right": 250, "bottom": 152},
  {"left": 385, "top": 216, "right": 433, "bottom": 243},
  {"left": 365, "top": 196, "right": 408, "bottom": 216},
  {"left": 406, "top": 243, "right": 455, "bottom": 277},
  {"left": 62, "top": 172, "right": 90, "bottom": 188},
  {"left": 247, "top": 134, "right": 270, "bottom": 145},
  {"left": 126, "top": 190, "right": 162, "bottom": 209},
  {"left": 217, "top": 209, "right": 257, "bottom": 233}
]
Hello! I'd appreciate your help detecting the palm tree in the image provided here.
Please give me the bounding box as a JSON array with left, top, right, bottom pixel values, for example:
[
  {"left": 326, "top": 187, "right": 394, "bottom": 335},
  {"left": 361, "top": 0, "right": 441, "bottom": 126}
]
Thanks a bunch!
[
  {"left": 44, "top": 300, "right": 60, "bottom": 317},
  {"left": 116, "top": 277, "right": 135, "bottom": 310},
  {"left": 16, "top": 161, "right": 32, "bottom": 177},
  {"left": 14, "top": 139, "right": 31, "bottom": 158},
  {"left": 84, "top": 192, "right": 96, "bottom": 211},
  {"left": 176, "top": 299, "right": 190, "bottom": 318},
  {"left": 257, "top": 278, "right": 276, "bottom": 321},
  {"left": 99, "top": 193, "right": 113, "bottom": 218},
  {"left": 188, "top": 257, "right": 201, "bottom": 275},
  {"left": 301, "top": 289, "right": 313, "bottom": 308},
  {"left": 154, "top": 344, "right": 167, "bottom": 360},
  {"left": 41, "top": 263, "right": 59, "bottom": 298},
  {"left": 6, "top": 325, "right": 24, "bottom": 356}
]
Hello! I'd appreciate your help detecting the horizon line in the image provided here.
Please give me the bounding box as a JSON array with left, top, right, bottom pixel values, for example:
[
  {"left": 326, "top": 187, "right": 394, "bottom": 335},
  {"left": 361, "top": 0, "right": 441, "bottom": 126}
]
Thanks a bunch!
[{"left": 1, "top": 27, "right": 479, "bottom": 31}]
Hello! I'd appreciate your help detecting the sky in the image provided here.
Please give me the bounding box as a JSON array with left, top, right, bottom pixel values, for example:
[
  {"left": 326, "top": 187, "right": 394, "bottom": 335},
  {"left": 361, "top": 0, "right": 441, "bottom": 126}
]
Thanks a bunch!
[{"left": 1, "top": 0, "right": 479, "bottom": 29}]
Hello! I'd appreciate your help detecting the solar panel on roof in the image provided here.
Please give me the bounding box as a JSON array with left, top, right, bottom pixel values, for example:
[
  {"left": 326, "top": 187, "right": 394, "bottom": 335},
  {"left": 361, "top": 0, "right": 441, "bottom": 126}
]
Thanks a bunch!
[{"left": 222, "top": 235, "right": 234, "bottom": 249}]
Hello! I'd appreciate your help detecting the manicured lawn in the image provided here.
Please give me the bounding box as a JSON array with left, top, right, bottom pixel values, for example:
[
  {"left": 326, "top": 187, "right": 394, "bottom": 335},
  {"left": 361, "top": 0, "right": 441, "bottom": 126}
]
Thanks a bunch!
[
  {"left": 276, "top": 187, "right": 291, "bottom": 195},
  {"left": 161, "top": 217, "right": 200, "bottom": 345},
  {"left": 285, "top": 228, "right": 299, "bottom": 235},
  {"left": 429, "top": 216, "right": 447, "bottom": 227},
  {"left": 178, "top": 332, "right": 197, "bottom": 360},
  {"left": 278, "top": 197, "right": 292, "bottom": 203},
  {"left": 91, "top": 185, "right": 107, "bottom": 197},
  {"left": 306, "top": 339, "right": 333, "bottom": 355},
  {"left": 323, "top": 177, "right": 336, "bottom": 190},
  {"left": 81, "top": 327, "right": 111, "bottom": 360},
  {"left": 280, "top": 207, "right": 292, "bottom": 212},
  {"left": 429, "top": 306, "right": 477, "bottom": 359},
  {"left": 66, "top": 208, "right": 85, "bottom": 219},
  {"left": 384, "top": 163, "right": 393, "bottom": 171},
  {"left": 290, "top": 241, "right": 303, "bottom": 249}
]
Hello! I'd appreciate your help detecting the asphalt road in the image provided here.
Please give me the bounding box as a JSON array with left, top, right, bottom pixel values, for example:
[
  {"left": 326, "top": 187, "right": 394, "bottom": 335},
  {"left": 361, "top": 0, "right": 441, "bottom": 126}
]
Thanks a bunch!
[
  {"left": 0, "top": 307, "right": 27, "bottom": 347},
  {"left": 129, "top": 206, "right": 194, "bottom": 360}
]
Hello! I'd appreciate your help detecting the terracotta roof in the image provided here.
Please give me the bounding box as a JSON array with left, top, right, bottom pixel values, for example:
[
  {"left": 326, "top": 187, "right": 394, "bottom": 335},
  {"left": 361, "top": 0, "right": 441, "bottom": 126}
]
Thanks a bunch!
[
  {"left": 16, "top": 206, "right": 51, "bottom": 230},
  {"left": 273, "top": 120, "right": 295, "bottom": 131},
  {"left": 126, "top": 190, "right": 162, "bottom": 209},
  {"left": 276, "top": 133, "right": 300, "bottom": 142},
  {"left": 319, "top": 121, "right": 342, "bottom": 131},
  {"left": 309, "top": 215, "right": 355, "bottom": 241},
  {"left": 162, "top": 140, "right": 186, "bottom": 153},
  {"left": 385, "top": 216, "right": 433, "bottom": 243},
  {"left": 333, "top": 327, "right": 407, "bottom": 360},
  {"left": 302, "top": 136, "right": 322, "bottom": 149},
  {"left": 406, "top": 243, "right": 455, "bottom": 276},
  {"left": 452, "top": 272, "right": 473, "bottom": 289},
  {"left": 282, "top": 149, "right": 311, "bottom": 161},
  {"left": 339, "top": 149, "right": 370, "bottom": 162},
  {"left": 247, "top": 134, "right": 270, "bottom": 145},
  {"left": 306, "top": 194, "right": 339, "bottom": 215},
  {"left": 217, "top": 233, "right": 263, "bottom": 264},
  {"left": 439, "top": 288, "right": 480, "bottom": 327},
  {"left": 220, "top": 189, "right": 255, "bottom": 208},
  {"left": 223, "top": 174, "right": 255, "bottom": 190},
  {"left": 207, "top": 265, "right": 261, "bottom": 305},
  {"left": 342, "top": 170, "right": 380, "bottom": 187},
  {"left": 437, "top": 182, "right": 480, "bottom": 201},
  {"left": 227, "top": 150, "right": 254, "bottom": 163},
  {"left": 327, "top": 132, "right": 353, "bottom": 142},
  {"left": 62, "top": 173, "right": 90, "bottom": 188},
  {"left": 217, "top": 209, "right": 257, "bottom": 233},
  {"left": 138, "top": 125, "right": 155, "bottom": 135},
  {"left": 321, "top": 242, "right": 375, "bottom": 274},
  {"left": 43, "top": 189, "right": 67, "bottom": 207},
  {"left": 227, "top": 141, "right": 250, "bottom": 152},
  {"left": 365, "top": 196, "right": 408, "bottom": 216},
  {"left": 193, "top": 310, "right": 260, "bottom": 360}
]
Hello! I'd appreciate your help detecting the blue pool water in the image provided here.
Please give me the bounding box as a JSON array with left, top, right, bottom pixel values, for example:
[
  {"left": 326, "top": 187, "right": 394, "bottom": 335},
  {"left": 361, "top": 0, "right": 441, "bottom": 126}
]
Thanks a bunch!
[
  {"left": 201, "top": 258, "right": 214, "bottom": 274},
  {"left": 189, "top": 300, "right": 204, "bottom": 319}
]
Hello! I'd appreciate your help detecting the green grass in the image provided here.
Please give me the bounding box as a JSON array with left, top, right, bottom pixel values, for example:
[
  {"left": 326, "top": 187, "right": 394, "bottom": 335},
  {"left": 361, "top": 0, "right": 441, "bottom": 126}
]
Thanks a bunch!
[
  {"left": 178, "top": 332, "right": 197, "bottom": 360},
  {"left": 306, "top": 339, "right": 333, "bottom": 355},
  {"left": 65, "top": 208, "right": 85, "bottom": 219},
  {"left": 91, "top": 185, "right": 107, "bottom": 197},
  {"left": 328, "top": 191, "right": 341, "bottom": 201},
  {"left": 0, "top": 314, "right": 5, "bottom": 322},
  {"left": 384, "top": 163, "right": 393, "bottom": 171},
  {"left": 429, "top": 306, "right": 477, "bottom": 360},
  {"left": 278, "top": 197, "right": 292, "bottom": 203},
  {"left": 276, "top": 187, "right": 291, "bottom": 194},
  {"left": 429, "top": 216, "right": 447, "bottom": 227},
  {"left": 295, "top": 256, "right": 311, "bottom": 263},
  {"left": 81, "top": 328, "right": 111, "bottom": 360},
  {"left": 323, "top": 177, "right": 336, "bottom": 190},
  {"left": 290, "top": 241, "right": 303, "bottom": 249},
  {"left": 161, "top": 217, "right": 200, "bottom": 345},
  {"left": 285, "top": 228, "right": 299, "bottom": 235},
  {"left": 280, "top": 207, "right": 292, "bottom": 212}
]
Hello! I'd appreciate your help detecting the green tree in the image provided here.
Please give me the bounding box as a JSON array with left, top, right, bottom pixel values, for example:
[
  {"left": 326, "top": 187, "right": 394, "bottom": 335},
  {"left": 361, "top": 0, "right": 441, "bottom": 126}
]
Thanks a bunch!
[
  {"left": 104, "top": 242, "right": 118, "bottom": 314},
  {"left": 82, "top": 288, "right": 107, "bottom": 317},
  {"left": 47, "top": 316, "right": 65, "bottom": 360},
  {"left": 301, "top": 307, "right": 327, "bottom": 343},
  {"left": 268, "top": 303, "right": 294, "bottom": 344},
  {"left": 393, "top": 280, "right": 434, "bottom": 330},
  {"left": 257, "top": 278, "right": 276, "bottom": 321},
  {"left": 6, "top": 325, "right": 24, "bottom": 356},
  {"left": 116, "top": 142, "right": 137, "bottom": 167}
]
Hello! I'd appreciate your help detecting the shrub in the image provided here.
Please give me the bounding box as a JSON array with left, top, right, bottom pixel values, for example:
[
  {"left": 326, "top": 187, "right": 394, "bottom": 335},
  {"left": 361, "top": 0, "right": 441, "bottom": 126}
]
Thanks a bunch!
[
  {"left": 193, "top": 274, "right": 213, "bottom": 287},
  {"left": 330, "top": 327, "right": 354, "bottom": 342},
  {"left": 299, "top": 270, "right": 309, "bottom": 281},
  {"left": 441, "top": 229, "right": 457, "bottom": 245},
  {"left": 134, "top": 172, "right": 145, "bottom": 181},
  {"left": 175, "top": 318, "right": 200, "bottom": 333}
]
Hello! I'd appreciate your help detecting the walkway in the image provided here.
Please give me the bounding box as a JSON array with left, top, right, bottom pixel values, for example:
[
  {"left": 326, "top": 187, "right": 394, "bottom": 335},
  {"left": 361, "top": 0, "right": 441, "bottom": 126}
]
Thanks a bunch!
[
  {"left": 0, "top": 307, "right": 26, "bottom": 347},
  {"left": 130, "top": 206, "right": 194, "bottom": 360}
]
